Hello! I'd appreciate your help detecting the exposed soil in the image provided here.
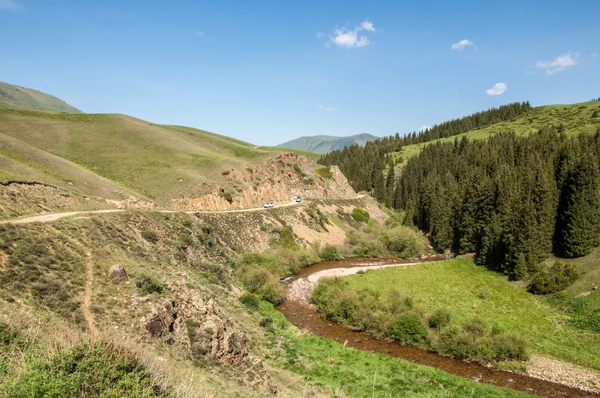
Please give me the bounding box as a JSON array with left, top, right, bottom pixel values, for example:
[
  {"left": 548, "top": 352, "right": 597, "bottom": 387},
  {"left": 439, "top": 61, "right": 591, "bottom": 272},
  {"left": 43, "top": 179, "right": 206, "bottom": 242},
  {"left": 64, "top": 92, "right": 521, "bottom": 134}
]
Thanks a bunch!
[{"left": 277, "top": 257, "right": 598, "bottom": 398}]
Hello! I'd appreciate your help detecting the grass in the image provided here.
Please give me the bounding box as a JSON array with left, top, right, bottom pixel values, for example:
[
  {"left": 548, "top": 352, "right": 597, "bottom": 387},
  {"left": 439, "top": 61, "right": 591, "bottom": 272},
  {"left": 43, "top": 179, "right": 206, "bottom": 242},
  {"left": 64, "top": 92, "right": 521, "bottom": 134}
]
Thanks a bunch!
[
  {"left": 259, "top": 302, "right": 527, "bottom": 397},
  {"left": 344, "top": 257, "right": 600, "bottom": 369},
  {"left": 315, "top": 166, "right": 333, "bottom": 179},
  {"left": 393, "top": 101, "right": 600, "bottom": 163},
  {"left": 0, "top": 81, "right": 82, "bottom": 113},
  {"left": 0, "top": 107, "right": 320, "bottom": 202}
]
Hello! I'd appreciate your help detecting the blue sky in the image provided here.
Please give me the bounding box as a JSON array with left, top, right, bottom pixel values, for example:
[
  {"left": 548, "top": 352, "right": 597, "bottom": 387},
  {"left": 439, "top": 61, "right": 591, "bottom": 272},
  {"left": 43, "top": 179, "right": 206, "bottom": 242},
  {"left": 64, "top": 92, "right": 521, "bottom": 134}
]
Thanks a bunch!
[{"left": 1, "top": 0, "right": 599, "bottom": 146}]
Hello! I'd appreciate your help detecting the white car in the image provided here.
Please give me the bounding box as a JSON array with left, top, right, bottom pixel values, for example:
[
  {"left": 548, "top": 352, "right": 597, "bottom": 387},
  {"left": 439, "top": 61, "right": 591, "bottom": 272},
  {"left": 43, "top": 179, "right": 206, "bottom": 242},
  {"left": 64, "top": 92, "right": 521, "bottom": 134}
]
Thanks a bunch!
[
  {"left": 263, "top": 201, "right": 274, "bottom": 208},
  {"left": 295, "top": 196, "right": 302, "bottom": 202}
]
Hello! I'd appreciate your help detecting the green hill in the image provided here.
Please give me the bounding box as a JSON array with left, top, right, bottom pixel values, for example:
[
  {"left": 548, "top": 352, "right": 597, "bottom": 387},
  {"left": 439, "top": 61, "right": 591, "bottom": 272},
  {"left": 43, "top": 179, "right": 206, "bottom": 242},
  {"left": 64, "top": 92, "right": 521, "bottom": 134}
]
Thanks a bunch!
[
  {"left": 395, "top": 101, "right": 600, "bottom": 162},
  {"left": 0, "top": 108, "right": 318, "bottom": 202},
  {"left": 277, "top": 133, "right": 378, "bottom": 153},
  {"left": 0, "top": 81, "right": 82, "bottom": 113}
]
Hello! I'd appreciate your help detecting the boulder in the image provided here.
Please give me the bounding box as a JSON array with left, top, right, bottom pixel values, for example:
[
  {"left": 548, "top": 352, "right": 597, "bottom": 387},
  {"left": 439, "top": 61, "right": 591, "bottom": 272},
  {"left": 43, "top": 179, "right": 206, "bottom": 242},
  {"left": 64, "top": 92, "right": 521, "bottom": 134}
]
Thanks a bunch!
[{"left": 108, "top": 264, "right": 128, "bottom": 284}]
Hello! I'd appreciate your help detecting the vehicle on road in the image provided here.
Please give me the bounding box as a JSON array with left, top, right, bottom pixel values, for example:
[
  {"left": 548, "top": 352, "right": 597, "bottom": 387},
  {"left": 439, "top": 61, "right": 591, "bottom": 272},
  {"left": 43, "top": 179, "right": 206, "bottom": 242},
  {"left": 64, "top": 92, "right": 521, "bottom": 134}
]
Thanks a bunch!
[
  {"left": 295, "top": 196, "right": 302, "bottom": 202},
  {"left": 263, "top": 201, "right": 274, "bottom": 208}
]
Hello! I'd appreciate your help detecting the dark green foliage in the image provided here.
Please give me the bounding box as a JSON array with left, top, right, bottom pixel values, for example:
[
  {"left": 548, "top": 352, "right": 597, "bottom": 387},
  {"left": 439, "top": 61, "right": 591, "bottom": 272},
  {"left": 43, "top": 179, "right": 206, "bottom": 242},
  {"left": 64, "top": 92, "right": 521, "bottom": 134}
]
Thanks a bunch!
[
  {"left": 1, "top": 343, "right": 169, "bottom": 397},
  {"left": 320, "top": 244, "right": 341, "bottom": 261},
  {"left": 528, "top": 261, "right": 579, "bottom": 295},
  {"left": 592, "top": 110, "right": 599, "bottom": 118},
  {"left": 428, "top": 308, "right": 451, "bottom": 329},
  {"left": 223, "top": 192, "right": 233, "bottom": 204},
  {"left": 319, "top": 102, "right": 531, "bottom": 193},
  {"left": 394, "top": 128, "right": 600, "bottom": 277},
  {"left": 315, "top": 166, "right": 332, "bottom": 179},
  {"left": 480, "top": 334, "right": 529, "bottom": 362},
  {"left": 278, "top": 226, "right": 299, "bottom": 250},
  {"left": 141, "top": 229, "right": 158, "bottom": 243},
  {"left": 311, "top": 278, "right": 359, "bottom": 323},
  {"left": 387, "top": 312, "right": 428, "bottom": 344},
  {"left": 559, "top": 155, "right": 600, "bottom": 257},
  {"left": 381, "top": 226, "right": 423, "bottom": 258},
  {"left": 135, "top": 273, "right": 164, "bottom": 295},
  {"left": 239, "top": 293, "right": 260, "bottom": 310},
  {"left": 351, "top": 207, "right": 370, "bottom": 223}
]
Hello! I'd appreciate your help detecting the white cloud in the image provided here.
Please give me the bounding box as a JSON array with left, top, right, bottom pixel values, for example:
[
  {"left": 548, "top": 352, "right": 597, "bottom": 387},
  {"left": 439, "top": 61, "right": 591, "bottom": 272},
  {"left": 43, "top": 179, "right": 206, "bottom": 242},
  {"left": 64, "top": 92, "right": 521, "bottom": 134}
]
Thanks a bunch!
[
  {"left": 419, "top": 125, "right": 430, "bottom": 132},
  {"left": 318, "top": 104, "right": 339, "bottom": 112},
  {"left": 316, "top": 31, "right": 324, "bottom": 38},
  {"left": 329, "top": 20, "right": 376, "bottom": 49},
  {"left": 536, "top": 52, "right": 579, "bottom": 75},
  {"left": 0, "top": 0, "right": 20, "bottom": 10},
  {"left": 485, "top": 82, "right": 508, "bottom": 96},
  {"left": 451, "top": 39, "right": 474, "bottom": 50},
  {"left": 360, "top": 21, "right": 375, "bottom": 32}
]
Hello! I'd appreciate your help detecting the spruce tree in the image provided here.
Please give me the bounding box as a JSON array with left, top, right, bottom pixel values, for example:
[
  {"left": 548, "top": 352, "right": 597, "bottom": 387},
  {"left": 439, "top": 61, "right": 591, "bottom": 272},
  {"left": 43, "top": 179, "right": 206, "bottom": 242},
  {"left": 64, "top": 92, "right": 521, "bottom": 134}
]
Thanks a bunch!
[
  {"left": 560, "top": 155, "right": 600, "bottom": 257},
  {"left": 385, "top": 160, "right": 395, "bottom": 208}
]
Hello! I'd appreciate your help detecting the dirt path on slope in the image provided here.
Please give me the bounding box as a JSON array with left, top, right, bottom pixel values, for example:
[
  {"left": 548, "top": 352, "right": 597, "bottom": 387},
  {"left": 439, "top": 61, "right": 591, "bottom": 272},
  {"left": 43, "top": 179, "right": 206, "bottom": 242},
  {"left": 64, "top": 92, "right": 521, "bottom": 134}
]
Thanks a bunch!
[{"left": 48, "top": 226, "right": 99, "bottom": 339}]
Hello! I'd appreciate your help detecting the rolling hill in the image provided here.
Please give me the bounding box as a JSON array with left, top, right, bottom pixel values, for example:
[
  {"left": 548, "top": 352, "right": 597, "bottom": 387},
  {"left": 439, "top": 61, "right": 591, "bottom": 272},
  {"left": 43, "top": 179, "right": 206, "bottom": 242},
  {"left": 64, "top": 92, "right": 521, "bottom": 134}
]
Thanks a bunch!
[
  {"left": 394, "top": 101, "right": 600, "bottom": 162},
  {"left": 277, "top": 133, "right": 378, "bottom": 153},
  {"left": 0, "top": 107, "right": 324, "bottom": 206},
  {"left": 0, "top": 81, "right": 82, "bottom": 113}
]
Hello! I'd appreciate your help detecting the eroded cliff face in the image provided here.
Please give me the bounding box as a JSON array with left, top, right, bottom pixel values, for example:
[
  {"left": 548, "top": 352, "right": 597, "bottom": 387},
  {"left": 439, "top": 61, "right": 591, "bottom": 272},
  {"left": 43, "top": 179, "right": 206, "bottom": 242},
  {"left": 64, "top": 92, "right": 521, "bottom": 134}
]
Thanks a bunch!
[
  {"left": 171, "top": 153, "right": 357, "bottom": 211},
  {"left": 141, "top": 280, "right": 277, "bottom": 394}
]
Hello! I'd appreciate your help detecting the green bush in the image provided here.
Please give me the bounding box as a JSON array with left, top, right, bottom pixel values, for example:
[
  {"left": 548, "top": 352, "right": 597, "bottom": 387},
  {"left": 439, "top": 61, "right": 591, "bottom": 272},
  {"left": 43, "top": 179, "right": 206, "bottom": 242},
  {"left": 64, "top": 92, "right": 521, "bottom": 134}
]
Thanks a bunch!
[
  {"left": 439, "top": 331, "right": 479, "bottom": 360},
  {"left": 135, "top": 274, "right": 164, "bottom": 295},
  {"left": 223, "top": 192, "right": 233, "bottom": 204},
  {"left": 387, "top": 312, "right": 429, "bottom": 345},
  {"left": 351, "top": 207, "right": 370, "bottom": 223},
  {"left": 462, "top": 317, "right": 487, "bottom": 339},
  {"left": 141, "top": 229, "right": 158, "bottom": 243},
  {"left": 480, "top": 333, "right": 529, "bottom": 362},
  {"left": 240, "top": 268, "right": 285, "bottom": 305},
  {"left": 278, "top": 226, "right": 299, "bottom": 250},
  {"left": 304, "top": 177, "right": 315, "bottom": 185},
  {"left": 315, "top": 166, "right": 332, "bottom": 179},
  {"left": 428, "top": 308, "right": 451, "bottom": 330},
  {"left": 1, "top": 343, "right": 168, "bottom": 397},
  {"left": 528, "top": 261, "right": 580, "bottom": 295},
  {"left": 320, "top": 244, "right": 341, "bottom": 261},
  {"left": 239, "top": 293, "right": 260, "bottom": 310},
  {"left": 312, "top": 278, "right": 359, "bottom": 324},
  {"left": 381, "top": 226, "right": 424, "bottom": 258}
]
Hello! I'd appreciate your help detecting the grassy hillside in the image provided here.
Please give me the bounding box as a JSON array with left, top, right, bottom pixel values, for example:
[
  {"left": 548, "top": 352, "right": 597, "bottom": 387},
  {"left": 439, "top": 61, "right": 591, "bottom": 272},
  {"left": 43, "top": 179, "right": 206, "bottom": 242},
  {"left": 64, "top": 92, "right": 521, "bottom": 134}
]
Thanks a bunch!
[
  {"left": 277, "top": 133, "right": 378, "bottom": 153},
  {"left": 0, "top": 81, "right": 81, "bottom": 113},
  {"left": 394, "top": 101, "right": 600, "bottom": 162},
  {"left": 0, "top": 108, "right": 318, "bottom": 202}
]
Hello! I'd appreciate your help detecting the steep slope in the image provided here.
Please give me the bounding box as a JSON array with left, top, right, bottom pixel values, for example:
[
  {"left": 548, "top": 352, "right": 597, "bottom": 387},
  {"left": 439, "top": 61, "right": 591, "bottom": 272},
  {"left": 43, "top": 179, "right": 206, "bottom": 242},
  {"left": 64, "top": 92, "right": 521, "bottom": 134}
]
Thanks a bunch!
[
  {"left": 396, "top": 101, "right": 600, "bottom": 162},
  {"left": 278, "top": 133, "right": 378, "bottom": 153},
  {"left": 0, "top": 81, "right": 82, "bottom": 113}
]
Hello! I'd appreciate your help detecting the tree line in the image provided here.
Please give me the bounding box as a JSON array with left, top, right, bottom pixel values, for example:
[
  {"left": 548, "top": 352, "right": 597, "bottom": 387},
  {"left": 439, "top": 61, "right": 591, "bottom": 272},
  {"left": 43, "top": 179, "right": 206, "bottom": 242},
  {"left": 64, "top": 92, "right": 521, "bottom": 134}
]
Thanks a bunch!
[
  {"left": 318, "top": 102, "right": 532, "bottom": 195},
  {"left": 395, "top": 128, "right": 600, "bottom": 279}
]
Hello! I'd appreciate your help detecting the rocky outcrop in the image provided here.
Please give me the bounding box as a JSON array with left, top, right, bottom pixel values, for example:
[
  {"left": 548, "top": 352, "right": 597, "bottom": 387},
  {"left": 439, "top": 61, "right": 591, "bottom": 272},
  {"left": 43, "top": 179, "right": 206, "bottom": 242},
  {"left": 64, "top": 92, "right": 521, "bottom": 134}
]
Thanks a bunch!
[
  {"left": 108, "top": 264, "right": 128, "bottom": 284},
  {"left": 141, "top": 280, "right": 276, "bottom": 394},
  {"left": 171, "top": 153, "right": 357, "bottom": 212}
]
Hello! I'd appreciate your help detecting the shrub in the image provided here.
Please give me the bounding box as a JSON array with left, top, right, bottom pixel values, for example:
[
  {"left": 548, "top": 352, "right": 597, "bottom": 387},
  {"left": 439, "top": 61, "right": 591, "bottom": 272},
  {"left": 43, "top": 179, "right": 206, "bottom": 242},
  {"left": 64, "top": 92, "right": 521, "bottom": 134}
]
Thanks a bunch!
[
  {"left": 311, "top": 278, "right": 359, "bottom": 324},
  {"left": 351, "top": 207, "right": 370, "bottom": 223},
  {"left": 221, "top": 170, "right": 231, "bottom": 175},
  {"left": 223, "top": 192, "right": 233, "bottom": 204},
  {"left": 315, "top": 166, "right": 332, "bottom": 179},
  {"left": 480, "top": 333, "right": 529, "bottom": 362},
  {"left": 462, "top": 317, "right": 487, "bottom": 339},
  {"left": 135, "top": 274, "right": 164, "bottom": 295},
  {"left": 439, "top": 332, "right": 479, "bottom": 360},
  {"left": 528, "top": 261, "right": 580, "bottom": 295},
  {"left": 428, "top": 308, "right": 451, "bottom": 330},
  {"left": 239, "top": 293, "right": 260, "bottom": 310},
  {"left": 240, "top": 268, "right": 285, "bottom": 305},
  {"left": 381, "top": 226, "right": 424, "bottom": 258},
  {"left": 305, "top": 177, "right": 315, "bottom": 185},
  {"left": 278, "top": 226, "right": 299, "bottom": 250},
  {"left": 387, "top": 312, "right": 428, "bottom": 345},
  {"left": 2, "top": 343, "right": 168, "bottom": 397},
  {"left": 320, "top": 244, "right": 341, "bottom": 261},
  {"left": 141, "top": 229, "right": 158, "bottom": 243}
]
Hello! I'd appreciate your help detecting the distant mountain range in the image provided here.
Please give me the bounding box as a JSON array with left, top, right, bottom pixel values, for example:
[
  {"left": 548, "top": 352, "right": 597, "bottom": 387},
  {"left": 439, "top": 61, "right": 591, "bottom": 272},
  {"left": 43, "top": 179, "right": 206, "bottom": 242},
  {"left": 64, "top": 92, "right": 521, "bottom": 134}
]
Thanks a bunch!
[
  {"left": 277, "top": 133, "right": 379, "bottom": 153},
  {"left": 0, "top": 81, "right": 82, "bottom": 113}
]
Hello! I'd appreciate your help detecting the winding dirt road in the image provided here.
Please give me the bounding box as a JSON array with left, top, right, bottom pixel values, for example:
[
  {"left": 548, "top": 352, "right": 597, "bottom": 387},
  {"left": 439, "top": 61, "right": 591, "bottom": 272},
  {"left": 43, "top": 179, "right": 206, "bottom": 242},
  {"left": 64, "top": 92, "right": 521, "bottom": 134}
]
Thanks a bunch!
[{"left": 0, "top": 200, "right": 305, "bottom": 225}]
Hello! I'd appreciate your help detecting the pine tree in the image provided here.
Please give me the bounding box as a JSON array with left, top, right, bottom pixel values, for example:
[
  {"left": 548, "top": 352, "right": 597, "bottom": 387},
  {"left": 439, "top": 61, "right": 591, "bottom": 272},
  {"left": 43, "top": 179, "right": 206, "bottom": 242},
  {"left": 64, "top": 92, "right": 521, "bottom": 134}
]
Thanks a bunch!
[
  {"left": 560, "top": 155, "right": 600, "bottom": 257},
  {"left": 384, "top": 160, "right": 395, "bottom": 208}
]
